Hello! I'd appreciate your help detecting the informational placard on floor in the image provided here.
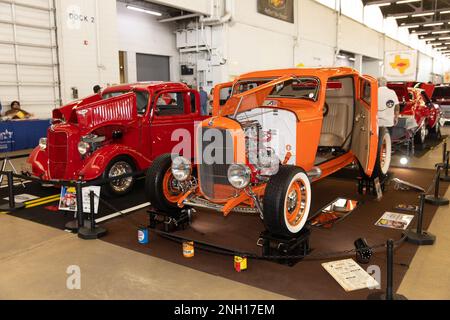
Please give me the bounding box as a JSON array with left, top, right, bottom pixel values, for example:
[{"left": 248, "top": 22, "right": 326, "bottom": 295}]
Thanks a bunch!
[
  {"left": 322, "top": 259, "right": 380, "bottom": 292},
  {"left": 375, "top": 212, "right": 414, "bottom": 230},
  {"left": 3, "top": 194, "right": 38, "bottom": 204},
  {"left": 59, "top": 186, "right": 101, "bottom": 214}
]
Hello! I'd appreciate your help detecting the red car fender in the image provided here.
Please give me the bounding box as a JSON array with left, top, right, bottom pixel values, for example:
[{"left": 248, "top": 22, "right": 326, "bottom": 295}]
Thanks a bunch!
[
  {"left": 78, "top": 144, "right": 151, "bottom": 181},
  {"left": 27, "top": 147, "right": 50, "bottom": 180}
]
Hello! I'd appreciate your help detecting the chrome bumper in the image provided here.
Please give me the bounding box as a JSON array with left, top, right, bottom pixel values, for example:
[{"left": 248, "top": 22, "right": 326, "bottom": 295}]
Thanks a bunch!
[{"left": 183, "top": 197, "right": 260, "bottom": 214}]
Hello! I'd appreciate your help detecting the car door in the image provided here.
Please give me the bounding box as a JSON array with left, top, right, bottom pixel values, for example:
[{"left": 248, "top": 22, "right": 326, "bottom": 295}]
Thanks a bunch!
[
  {"left": 212, "top": 82, "right": 233, "bottom": 116},
  {"left": 352, "top": 75, "right": 378, "bottom": 177},
  {"left": 149, "top": 89, "right": 199, "bottom": 160}
]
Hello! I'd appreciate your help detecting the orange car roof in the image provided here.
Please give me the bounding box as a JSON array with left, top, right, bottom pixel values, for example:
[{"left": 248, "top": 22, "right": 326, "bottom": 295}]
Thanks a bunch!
[{"left": 234, "top": 67, "right": 358, "bottom": 82}]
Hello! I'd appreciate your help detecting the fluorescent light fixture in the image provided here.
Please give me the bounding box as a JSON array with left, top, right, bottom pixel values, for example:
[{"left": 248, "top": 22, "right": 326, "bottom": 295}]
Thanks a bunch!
[
  {"left": 397, "top": 0, "right": 421, "bottom": 4},
  {"left": 371, "top": 3, "right": 391, "bottom": 7},
  {"left": 394, "top": 15, "right": 409, "bottom": 19},
  {"left": 438, "top": 37, "right": 450, "bottom": 40},
  {"left": 440, "top": 10, "right": 450, "bottom": 14},
  {"left": 432, "top": 43, "right": 444, "bottom": 46},
  {"left": 424, "top": 22, "right": 444, "bottom": 27},
  {"left": 412, "top": 12, "right": 435, "bottom": 17},
  {"left": 336, "top": 55, "right": 347, "bottom": 59},
  {"left": 126, "top": 5, "right": 162, "bottom": 16},
  {"left": 406, "top": 25, "right": 420, "bottom": 28},
  {"left": 445, "top": 42, "right": 450, "bottom": 45},
  {"left": 416, "top": 32, "right": 430, "bottom": 36},
  {"left": 349, "top": 58, "right": 356, "bottom": 62},
  {"left": 432, "top": 30, "right": 450, "bottom": 34}
]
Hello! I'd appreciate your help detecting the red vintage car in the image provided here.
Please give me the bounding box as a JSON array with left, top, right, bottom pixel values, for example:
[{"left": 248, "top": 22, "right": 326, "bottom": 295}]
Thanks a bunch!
[
  {"left": 28, "top": 82, "right": 207, "bottom": 196},
  {"left": 387, "top": 82, "right": 441, "bottom": 147}
]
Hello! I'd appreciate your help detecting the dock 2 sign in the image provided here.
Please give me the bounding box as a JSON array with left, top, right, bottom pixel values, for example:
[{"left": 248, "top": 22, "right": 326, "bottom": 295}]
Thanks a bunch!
[
  {"left": 67, "top": 5, "right": 95, "bottom": 30},
  {"left": 257, "top": 0, "right": 294, "bottom": 23}
]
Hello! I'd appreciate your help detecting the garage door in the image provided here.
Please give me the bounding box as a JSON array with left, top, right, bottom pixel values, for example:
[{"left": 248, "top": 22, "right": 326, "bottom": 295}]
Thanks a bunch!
[
  {"left": 0, "top": 0, "right": 60, "bottom": 119},
  {"left": 136, "top": 53, "right": 170, "bottom": 82}
]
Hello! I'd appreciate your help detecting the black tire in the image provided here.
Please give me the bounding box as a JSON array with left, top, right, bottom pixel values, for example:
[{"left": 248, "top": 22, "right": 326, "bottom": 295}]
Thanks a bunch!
[
  {"left": 429, "top": 121, "right": 442, "bottom": 140},
  {"left": 372, "top": 127, "right": 392, "bottom": 180},
  {"left": 145, "top": 154, "right": 183, "bottom": 217},
  {"left": 102, "top": 156, "right": 136, "bottom": 197},
  {"left": 414, "top": 124, "right": 427, "bottom": 150},
  {"left": 263, "top": 166, "right": 312, "bottom": 237}
]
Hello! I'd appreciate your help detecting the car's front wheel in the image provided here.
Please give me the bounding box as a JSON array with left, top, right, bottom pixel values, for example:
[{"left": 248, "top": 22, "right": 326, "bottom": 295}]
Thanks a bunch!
[
  {"left": 145, "top": 154, "right": 183, "bottom": 217},
  {"left": 103, "top": 156, "right": 136, "bottom": 197},
  {"left": 263, "top": 166, "right": 312, "bottom": 237},
  {"left": 414, "top": 123, "right": 428, "bottom": 149},
  {"left": 429, "top": 121, "right": 442, "bottom": 140}
]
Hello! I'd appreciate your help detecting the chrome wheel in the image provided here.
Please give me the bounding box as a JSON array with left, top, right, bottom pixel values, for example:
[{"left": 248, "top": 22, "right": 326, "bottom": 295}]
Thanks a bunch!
[
  {"left": 420, "top": 125, "right": 427, "bottom": 143},
  {"left": 108, "top": 161, "right": 134, "bottom": 193}
]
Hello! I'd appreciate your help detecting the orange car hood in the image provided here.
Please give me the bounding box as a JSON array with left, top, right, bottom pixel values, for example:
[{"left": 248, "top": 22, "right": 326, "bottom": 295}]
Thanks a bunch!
[{"left": 220, "top": 75, "right": 295, "bottom": 117}]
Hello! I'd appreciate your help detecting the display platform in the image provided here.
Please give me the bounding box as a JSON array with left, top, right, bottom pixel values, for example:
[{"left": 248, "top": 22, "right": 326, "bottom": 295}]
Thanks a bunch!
[
  {"left": 100, "top": 167, "right": 449, "bottom": 300},
  {"left": 0, "top": 178, "right": 149, "bottom": 230},
  {"left": 0, "top": 120, "right": 50, "bottom": 152}
]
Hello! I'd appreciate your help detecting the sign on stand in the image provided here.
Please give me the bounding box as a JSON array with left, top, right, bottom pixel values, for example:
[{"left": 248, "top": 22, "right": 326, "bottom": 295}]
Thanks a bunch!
[{"left": 59, "top": 186, "right": 101, "bottom": 214}]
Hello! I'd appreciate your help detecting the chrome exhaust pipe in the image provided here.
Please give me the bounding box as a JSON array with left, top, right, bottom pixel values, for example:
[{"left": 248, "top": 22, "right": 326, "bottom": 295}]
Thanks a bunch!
[{"left": 307, "top": 167, "right": 322, "bottom": 181}]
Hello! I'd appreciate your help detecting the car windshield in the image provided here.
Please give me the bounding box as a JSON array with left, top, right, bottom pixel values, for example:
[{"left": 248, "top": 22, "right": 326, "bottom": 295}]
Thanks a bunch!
[
  {"left": 432, "top": 87, "right": 450, "bottom": 99},
  {"left": 232, "top": 77, "right": 320, "bottom": 101},
  {"left": 102, "top": 90, "right": 150, "bottom": 115}
]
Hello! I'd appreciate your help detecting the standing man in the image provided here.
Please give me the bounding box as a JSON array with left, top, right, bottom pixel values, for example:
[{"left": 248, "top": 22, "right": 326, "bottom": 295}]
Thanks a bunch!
[
  {"left": 378, "top": 78, "right": 400, "bottom": 134},
  {"left": 199, "top": 87, "right": 208, "bottom": 116}
]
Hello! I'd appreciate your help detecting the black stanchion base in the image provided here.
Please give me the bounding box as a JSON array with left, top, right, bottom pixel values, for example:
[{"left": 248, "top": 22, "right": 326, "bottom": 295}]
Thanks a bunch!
[
  {"left": 425, "top": 195, "right": 450, "bottom": 206},
  {"left": 440, "top": 175, "right": 450, "bottom": 182},
  {"left": 404, "top": 230, "right": 436, "bottom": 246},
  {"left": 78, "top": 226, "right": 107, "bottom": 240},
  {"left": 65, "top": 220, "right": 90, "bottom": 232},
  {"left": 0, "top": 203, "right": 25, "bottom": 212},
  {"left": 367, "top": 292, "right": 408, "bottom": 300}
]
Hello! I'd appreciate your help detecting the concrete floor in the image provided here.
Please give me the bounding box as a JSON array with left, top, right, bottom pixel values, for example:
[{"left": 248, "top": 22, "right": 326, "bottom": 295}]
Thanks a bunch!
[{"left": 0, "top": 130, "right": 449, "bottom": 300}]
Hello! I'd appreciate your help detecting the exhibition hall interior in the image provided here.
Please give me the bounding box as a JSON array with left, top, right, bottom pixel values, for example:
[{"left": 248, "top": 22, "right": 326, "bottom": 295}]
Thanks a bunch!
[{"left": 2, "top": 0, "right": 450, "bottom": 304}]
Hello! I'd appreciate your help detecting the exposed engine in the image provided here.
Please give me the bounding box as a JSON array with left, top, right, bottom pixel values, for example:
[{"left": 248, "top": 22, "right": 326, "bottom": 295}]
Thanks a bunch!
[{"left": 241, "top": 120, "right": 280, "bottom": 177}]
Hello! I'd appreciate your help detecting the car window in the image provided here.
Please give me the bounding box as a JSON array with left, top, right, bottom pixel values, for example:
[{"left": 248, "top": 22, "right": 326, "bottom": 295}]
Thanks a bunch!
[
  {"left": 432, "top": 87, "right": 450, "bottom": 99},
  {"left": 361, "top": 80, "right": 371, "bottom": 105},
  {"left": 102, "top": 90, "right": 149, "bottom": 115},
  {"left": 156, "top": 92, "right": 185, "bottom": 116},
  {"left": 269, "top": 78, "right": 320, "bottom": 101}
]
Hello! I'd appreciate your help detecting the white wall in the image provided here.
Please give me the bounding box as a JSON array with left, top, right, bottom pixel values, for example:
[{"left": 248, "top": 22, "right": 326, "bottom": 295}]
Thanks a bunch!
[
  {"left": 147, "top": 0, "right": 211, "bottom": 15},
  {"left": 116, "top": 1, "right": 179, "bottom": 83},
  {"left": 417, "top": 52, "right": 433, "bottom": 83},
  {"left": 56, "top": 0, "right": 120, "bottom": 104}
]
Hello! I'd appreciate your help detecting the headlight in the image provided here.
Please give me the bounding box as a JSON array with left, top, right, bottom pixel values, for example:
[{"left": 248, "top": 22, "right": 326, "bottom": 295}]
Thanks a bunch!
[
  {"left": 172, "top": 157, "right": 192, "bottom": 182},
  {"left": 228, "top": 164, "right": 251, "bottom": 189},
  {"left": 78, "top": 141, "right": 90, "bottom": 156},
  {"left": 39, "top": 138, "right": 47, "bottom": 151}
]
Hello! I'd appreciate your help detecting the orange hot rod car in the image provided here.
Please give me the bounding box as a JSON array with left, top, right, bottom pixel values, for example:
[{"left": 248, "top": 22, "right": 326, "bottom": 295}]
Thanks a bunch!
[{"left": 146, "top": 68, "right": 392, "bottom": 237}]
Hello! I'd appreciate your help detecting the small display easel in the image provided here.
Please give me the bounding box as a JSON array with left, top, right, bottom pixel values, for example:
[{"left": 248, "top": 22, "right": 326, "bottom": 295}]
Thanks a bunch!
[{"left": 0, "top": 138, "right": 26, "bottom": 188}]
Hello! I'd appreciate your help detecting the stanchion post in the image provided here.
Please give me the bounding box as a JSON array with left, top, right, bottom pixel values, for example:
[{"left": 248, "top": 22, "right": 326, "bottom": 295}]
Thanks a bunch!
[
  {"left": 0, "top": 171, "right": 25, "bottom": 212},
  {"left": 441, "top": 151, "right": 450, "bottom": 182},
  {"left": 368, "top": 240, "right": 407, "bottom": 300},
  {"left": 78, "top": 189, "right": 107, "bottom": 240},
  {"left": 404, "top": 194, "right": 436, "bottom": 246},
  {"left": 76, "top": 180, "right": 84, "bottom": 228},
  {"left": 425, "top": 166, "right": 450, "bottom": 206}
]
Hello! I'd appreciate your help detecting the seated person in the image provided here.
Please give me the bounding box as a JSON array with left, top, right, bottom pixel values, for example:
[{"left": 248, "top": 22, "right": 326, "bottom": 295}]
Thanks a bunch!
[{"left": 5, "top": 101, "right": 33, "bottom": 120}]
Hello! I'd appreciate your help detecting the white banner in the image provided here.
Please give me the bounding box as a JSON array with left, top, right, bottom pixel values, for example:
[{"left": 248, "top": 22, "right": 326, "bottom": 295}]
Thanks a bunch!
[{"left": 384, "top": 50, "right": 418, "bottom": 81}]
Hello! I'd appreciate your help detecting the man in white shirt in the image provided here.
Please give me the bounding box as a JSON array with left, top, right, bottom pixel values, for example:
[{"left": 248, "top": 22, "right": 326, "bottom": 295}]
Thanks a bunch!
[{"left": 378, "top": 78, "right": 400, "bottom": 131}]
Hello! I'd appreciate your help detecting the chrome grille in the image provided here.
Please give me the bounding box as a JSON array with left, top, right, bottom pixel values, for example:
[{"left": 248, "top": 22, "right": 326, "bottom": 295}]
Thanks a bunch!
[{"left": 198, "top": 127, "right": 236, "bottom": 201}]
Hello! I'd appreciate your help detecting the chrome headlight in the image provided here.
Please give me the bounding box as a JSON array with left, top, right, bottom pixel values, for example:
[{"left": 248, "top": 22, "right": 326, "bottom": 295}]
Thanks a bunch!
[
  {"left": 78, "top": 141, "right": 90, "bottom": 156},
  {"left": 228, "top": 164, "right": 251, "bottom": 189},
  {"left": 172, "top": 157, "right": 192, "bottom": 182},
  {"left": 39, "top": 138, "right": 47, "bottom": 151}
]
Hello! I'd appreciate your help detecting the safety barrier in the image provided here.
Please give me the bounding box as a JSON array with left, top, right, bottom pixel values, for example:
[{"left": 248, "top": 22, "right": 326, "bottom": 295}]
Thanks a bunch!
[{"left": 0, "top": 169, "right": 145, "bottom": 239}]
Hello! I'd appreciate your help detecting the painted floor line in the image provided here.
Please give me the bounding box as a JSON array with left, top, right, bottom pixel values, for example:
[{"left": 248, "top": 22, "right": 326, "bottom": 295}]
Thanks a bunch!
[
  {"left": 0, "top": 181, "right": 32, "bottom": 189},
  {"left": 95, "top": 202, "right": 150, "bottom": 224}
]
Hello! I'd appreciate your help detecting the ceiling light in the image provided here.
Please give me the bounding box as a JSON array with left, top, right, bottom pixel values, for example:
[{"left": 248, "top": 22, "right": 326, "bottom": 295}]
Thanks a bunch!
[
  {"left": 336, "top": 55, "right": 347, "bottom": 59},
  {"left": 440, "top": 10, "right": 450, "bottom": 15},
  {"left": 432, "top": 30, "right": 450, "bottom": 34},
  {"left": 412, "top": 12, "right": 435, "bottom": 17},
  {"left": 424, "top": 22, "right": 444, "bottom": 27},
  {"left": 349, "top": 58, "right": 356, "bottom": 62},
  {"left": 397, "top": 0, "right": 421, "bottom": 3},
  {"left": 394, "top": 15, "right": 409, "bottom": 19},
  {"left": 405, "top": 25, "right": 420, "bottom": 28},
  {"left": 416, "top": 32, "right": 430, "bottom": 36},
  {"left": 439, "top": 37, "right": 450, "bottom": 40},
  {"left": 126, "top": 5, "right": 162, "bottom": 16}
]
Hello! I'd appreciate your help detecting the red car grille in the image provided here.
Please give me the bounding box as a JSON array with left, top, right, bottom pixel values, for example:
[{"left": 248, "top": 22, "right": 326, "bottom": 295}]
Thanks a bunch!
[
  {"left": 48, "top": 131, "right": 68, "bottom": 179},
  {"left": 198, "top": 128, "right": 237, "bottom": 202}
]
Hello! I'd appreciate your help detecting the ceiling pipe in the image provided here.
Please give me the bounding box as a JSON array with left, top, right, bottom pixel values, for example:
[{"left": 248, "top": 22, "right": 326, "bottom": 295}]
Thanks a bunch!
[
  {"left": 158, "top": 13, "right": 202, "bottom": 23},
  {"left": 200, "top": 0, "right": 232, "bottom": 26}
]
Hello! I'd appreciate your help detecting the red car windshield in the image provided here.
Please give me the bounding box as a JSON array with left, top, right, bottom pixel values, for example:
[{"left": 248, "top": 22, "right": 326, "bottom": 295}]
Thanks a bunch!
[{"left": 103, "top": 90, "right": 149, "bottom": 115}]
